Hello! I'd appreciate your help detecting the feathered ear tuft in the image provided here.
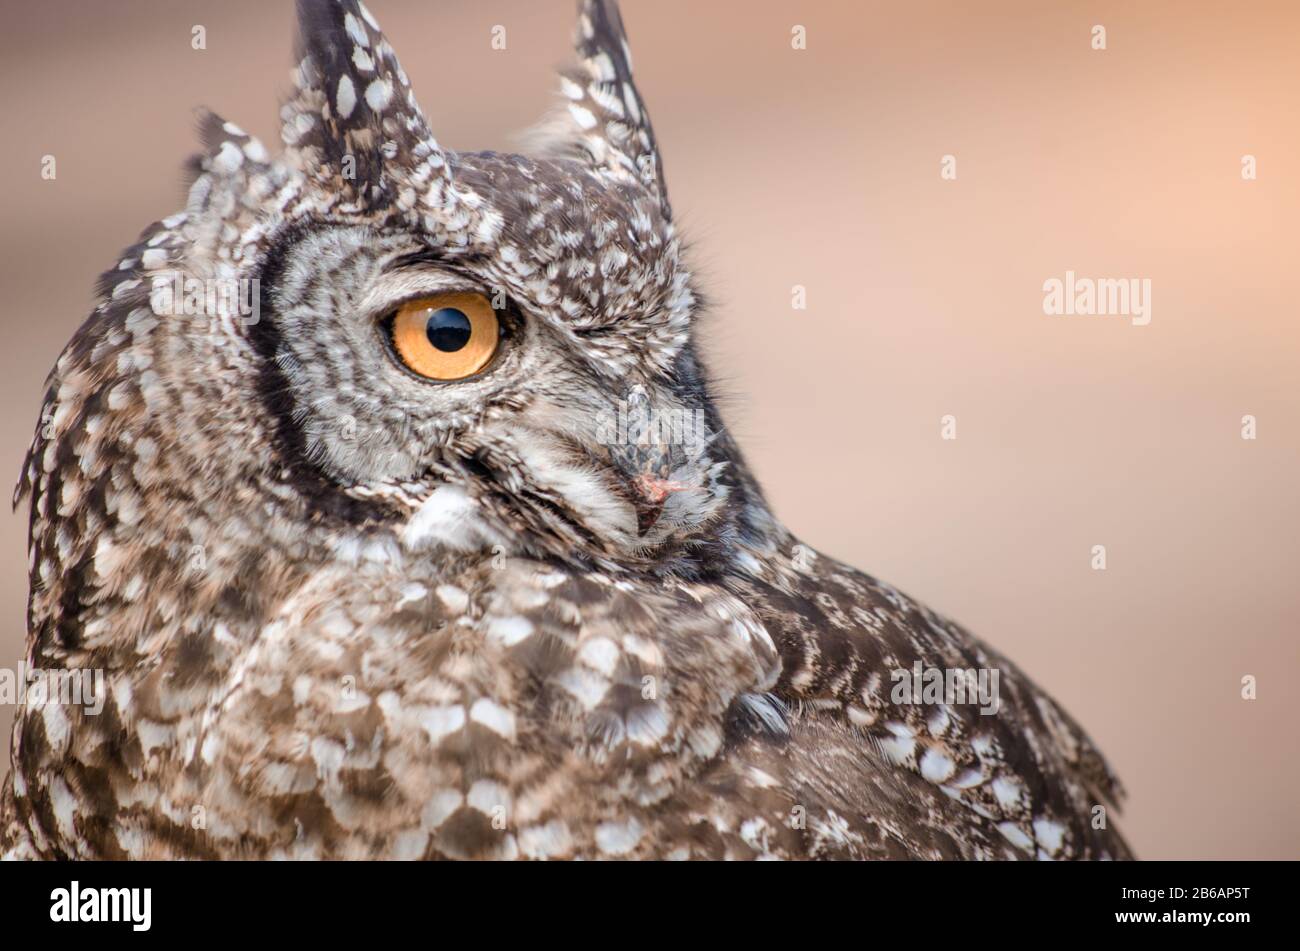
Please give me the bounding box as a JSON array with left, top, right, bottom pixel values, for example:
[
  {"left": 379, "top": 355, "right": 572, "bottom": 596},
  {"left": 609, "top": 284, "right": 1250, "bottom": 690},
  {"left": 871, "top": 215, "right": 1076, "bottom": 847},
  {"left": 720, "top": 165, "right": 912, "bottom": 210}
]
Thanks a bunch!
[
  {"left": 185, "top": 109, "right": 272, "bottom": 188},
  {"left": 529, "top": 0, "right": 670, "bottom": 219},
  {"left": 281, "top": 0, "right": 450, "bottom": 213}
]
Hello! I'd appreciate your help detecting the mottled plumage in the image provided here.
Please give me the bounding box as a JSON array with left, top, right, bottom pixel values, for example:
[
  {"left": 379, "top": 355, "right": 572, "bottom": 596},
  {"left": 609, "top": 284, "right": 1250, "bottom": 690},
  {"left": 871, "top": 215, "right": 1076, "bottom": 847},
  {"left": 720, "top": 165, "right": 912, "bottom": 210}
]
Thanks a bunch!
[{"left": 1, "top": 0, "right": 1129, "bottom": 860}]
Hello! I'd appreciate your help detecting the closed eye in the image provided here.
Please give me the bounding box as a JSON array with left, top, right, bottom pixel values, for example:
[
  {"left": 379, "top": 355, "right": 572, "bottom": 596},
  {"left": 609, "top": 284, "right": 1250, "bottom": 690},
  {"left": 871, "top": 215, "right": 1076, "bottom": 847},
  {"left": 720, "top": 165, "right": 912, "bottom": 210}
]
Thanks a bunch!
[{"left": 570, "top": 324, "right": 619, "bottom": 338}]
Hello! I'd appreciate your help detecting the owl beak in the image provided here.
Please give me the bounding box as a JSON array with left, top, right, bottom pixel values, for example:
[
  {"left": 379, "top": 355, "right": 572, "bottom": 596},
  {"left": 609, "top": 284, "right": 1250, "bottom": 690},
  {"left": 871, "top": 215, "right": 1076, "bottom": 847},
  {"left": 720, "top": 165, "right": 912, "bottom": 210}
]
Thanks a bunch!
[
  {"left": 595, "top": 389, "right": 708, "bottom": 536},
  {"left": 602, "top": 442, "right": 694, "bottom": 536},
  {"left": 627, "top": 472, "right": 690, "bottom": 535}
]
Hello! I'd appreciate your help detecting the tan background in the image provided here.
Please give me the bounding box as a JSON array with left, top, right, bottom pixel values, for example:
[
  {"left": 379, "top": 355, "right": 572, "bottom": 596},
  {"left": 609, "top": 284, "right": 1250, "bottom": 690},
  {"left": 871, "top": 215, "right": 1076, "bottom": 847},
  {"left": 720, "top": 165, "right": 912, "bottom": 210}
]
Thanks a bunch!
[{"left": 0, "top": 0, "right": 1296, "bottom": 859}]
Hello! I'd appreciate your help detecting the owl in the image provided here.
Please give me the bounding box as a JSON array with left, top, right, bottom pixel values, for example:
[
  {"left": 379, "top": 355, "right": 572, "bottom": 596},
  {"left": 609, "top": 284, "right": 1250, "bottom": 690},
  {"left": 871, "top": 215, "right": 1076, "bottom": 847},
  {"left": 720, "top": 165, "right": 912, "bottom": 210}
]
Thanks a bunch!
[{"left": 1, "top": 0, "right": 1130, "bottom": 860}]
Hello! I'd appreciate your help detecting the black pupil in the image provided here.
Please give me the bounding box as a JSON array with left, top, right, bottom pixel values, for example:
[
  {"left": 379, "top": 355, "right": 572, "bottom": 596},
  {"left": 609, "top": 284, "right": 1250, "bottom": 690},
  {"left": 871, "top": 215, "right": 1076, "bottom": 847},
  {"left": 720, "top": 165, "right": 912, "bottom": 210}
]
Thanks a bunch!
[{"left": 425, "top": 308, "right": 472, "bottom": 352}]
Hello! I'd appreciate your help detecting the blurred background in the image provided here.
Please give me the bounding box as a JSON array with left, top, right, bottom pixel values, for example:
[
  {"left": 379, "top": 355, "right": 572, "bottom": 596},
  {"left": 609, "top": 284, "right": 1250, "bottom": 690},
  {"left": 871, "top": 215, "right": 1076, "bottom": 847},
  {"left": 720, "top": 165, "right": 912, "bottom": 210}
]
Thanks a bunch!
[{"left": 0, "top": 0, "right": 1296, "bottom": 859}]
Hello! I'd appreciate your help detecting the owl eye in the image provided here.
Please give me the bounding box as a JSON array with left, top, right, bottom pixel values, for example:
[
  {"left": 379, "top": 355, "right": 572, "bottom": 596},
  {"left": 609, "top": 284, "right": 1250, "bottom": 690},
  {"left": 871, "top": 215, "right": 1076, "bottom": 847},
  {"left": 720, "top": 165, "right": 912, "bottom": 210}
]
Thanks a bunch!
[{"left": 387, "top": 293, "right": 501, "bottom": 381}]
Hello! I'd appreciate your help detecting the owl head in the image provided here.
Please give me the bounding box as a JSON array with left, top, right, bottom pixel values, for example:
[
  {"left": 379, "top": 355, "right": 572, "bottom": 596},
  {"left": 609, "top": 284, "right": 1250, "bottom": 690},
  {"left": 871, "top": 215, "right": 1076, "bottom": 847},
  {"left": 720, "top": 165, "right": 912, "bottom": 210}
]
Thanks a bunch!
[{"left": 25, "top": 0, "right": 762, "bottom": 589}]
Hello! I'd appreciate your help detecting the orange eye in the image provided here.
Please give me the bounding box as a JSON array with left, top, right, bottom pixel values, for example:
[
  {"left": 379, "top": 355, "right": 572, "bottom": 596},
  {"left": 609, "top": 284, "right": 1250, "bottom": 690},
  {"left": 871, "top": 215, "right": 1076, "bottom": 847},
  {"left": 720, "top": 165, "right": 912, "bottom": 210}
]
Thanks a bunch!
[{"left": 388, "top": 293, "right": 500, "bottom": 381}]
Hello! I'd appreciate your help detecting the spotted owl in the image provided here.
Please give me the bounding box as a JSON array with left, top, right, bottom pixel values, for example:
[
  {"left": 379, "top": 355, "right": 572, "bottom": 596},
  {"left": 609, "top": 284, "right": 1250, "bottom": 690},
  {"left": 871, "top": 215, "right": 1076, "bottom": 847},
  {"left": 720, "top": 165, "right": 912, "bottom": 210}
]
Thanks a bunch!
[{"left": 1, "top": 0, "right": 1130, "bottom": 860}]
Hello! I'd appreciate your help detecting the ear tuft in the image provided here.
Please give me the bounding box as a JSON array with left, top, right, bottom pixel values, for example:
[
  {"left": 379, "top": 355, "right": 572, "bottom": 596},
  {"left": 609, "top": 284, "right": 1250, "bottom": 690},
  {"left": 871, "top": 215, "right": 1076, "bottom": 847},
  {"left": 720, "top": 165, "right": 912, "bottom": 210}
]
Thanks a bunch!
[
  {"left": 186, "top": 109, "right": 272, "bottom": 185},
  {"left": 536, "top": 0, "right": 669, "bottom": 218},
  {"left": 282, "top": 0, "right": 449, "bottom": 213}
]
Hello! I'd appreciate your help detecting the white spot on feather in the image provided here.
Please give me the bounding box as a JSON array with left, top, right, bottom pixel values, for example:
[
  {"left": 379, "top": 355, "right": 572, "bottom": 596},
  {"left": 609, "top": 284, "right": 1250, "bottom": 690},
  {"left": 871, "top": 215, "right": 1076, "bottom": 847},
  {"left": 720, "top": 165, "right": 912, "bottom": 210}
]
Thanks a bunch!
[
  {"left": 568, "top": 103, "right": 597, "bottom": 130},
  {"left": 997, "top": 821, "right": 1034, "bottom": 853},
  {"left": 560, "top": 76, "right": 584, "bottom": 100},
  {"left": 552, "top": 667, "right": 609, "bottom": 711},
  {"left": 919, "top": 748, "right": 956, "bottom": 783},
  {"left": 402, "top": 485, "right": 485, "bottom": 552},
  {"left": 577, "top": 637, "right": 620, "bottom": 676},
  {"left": 418, "top": 705, "right": 466, "bottom": 744},
  {"left": 469, "top": 698, "right": 516, "bottom": 740},
  {"left": 422, "top": 789, "right": 463, "bottom": 829},
  {"left": 519, "top": 820, "right": 572, "bottom": 859},
  {"left": 344, "top": 12, "right": 369, "bottom": 48},
  {"left": 393, "top": 582, "right": 426, "bottom": 610},
  {"left": 213, "top": 141, "right": 243, "bottom": 173},
  {"left": 41, "top": 702, "right": 71, "bottom": 755},
  {"left": 435, "top": 584, "right": 469, "bottom": 614},
  {"left": 467, "top": 779, "right": 510, "bottom": 816},
  {"left": 47, "top": 777, "right": 79, "bottom": 840},
  {"left": 486, "top": 615, "right": 534, "bottom": 647},
  {"left": 992, "top": 775, "right": 1025, "bottom": 808},
  {"left": 590, "top": 52, "right": 616, "bottom": 82},
  {"left": 365, "top": 78, "right": 392, "bottom": 111},
  {"left": 336, "top": 75, "right": 357, "bottom": 118},
  {"left": 595, "top": 818, "right": 643, "bottom": 855},
  {"left": 625, "top": 704, "right": 669, "bottom": 745},
  {"left": 1034, "top": 817, "right": 1067, "bottom": 853}
]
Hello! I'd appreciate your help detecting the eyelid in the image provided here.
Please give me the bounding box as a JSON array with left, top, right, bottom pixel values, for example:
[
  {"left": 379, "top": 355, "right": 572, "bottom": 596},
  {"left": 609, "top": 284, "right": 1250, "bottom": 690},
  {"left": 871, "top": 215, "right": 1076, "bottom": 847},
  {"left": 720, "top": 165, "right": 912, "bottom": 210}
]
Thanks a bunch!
[
  {"left": 378, "top": 289, "right": 518, "bottom": 341},
  {"left": 357, "top": 266, "right": 491, "bottom": 323},
  {"left": 375, "top": 285, "right": 488, "bottom": 323}
]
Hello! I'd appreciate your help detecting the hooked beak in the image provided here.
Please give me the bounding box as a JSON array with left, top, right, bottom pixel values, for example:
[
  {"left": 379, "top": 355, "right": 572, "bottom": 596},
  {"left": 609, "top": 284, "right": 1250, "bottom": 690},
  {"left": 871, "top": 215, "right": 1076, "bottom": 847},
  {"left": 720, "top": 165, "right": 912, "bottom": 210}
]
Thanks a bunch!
[
  {"left": 605, "top": 442, "right": 696, "bottom": 536},
  {"left": 628, "top": 472, "right": 691, "bottom": 535},
  {"left": 593, "top": 384, "right": 711, "bottom": 537}
]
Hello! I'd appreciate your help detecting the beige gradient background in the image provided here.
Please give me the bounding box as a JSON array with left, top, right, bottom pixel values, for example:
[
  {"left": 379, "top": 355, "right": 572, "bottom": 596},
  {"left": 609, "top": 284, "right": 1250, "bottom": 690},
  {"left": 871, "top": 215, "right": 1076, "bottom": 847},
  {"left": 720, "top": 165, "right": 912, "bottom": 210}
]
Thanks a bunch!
[{"left": 0, "top": 0, "right": 1296, "bottom": 859}]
